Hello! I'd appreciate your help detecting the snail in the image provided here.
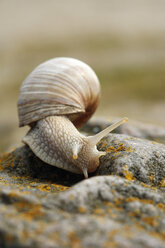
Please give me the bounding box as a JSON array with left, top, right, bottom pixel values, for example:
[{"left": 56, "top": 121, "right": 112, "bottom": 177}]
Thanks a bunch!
[{"left": 18, "top": 57, "right": 128, "bottom": 178}]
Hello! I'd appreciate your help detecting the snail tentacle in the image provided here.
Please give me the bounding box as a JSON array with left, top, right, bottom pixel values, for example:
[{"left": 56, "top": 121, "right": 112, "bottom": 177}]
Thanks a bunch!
[
  {"left": 72, "top": 143, "right": 82, "bottom": 160},
  {"left": 88, "top": 117, "right": 128, "bottom": 146}
]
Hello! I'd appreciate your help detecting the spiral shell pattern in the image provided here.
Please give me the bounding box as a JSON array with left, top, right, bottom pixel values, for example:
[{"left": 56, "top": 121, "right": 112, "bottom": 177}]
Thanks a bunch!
[{"left": 18, "top": 57, "right": 100, "bottom": 127}]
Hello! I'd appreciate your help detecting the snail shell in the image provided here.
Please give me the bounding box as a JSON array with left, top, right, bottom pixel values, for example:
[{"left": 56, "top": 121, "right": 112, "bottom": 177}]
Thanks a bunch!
[
  {"left": 18, "top": 57, "right": 100, "bottom": 128},
  {"left": 18, "top": 57, "right": 128, "bottom": 178}
]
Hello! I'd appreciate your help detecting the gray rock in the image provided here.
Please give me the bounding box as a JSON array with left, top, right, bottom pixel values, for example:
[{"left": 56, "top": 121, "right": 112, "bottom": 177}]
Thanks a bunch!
[
  {"left": 97, "top": 134, "right": 165, "bottom": 187},
  {"left": 0, "top": 169, "right": 165, "bottom": 247},
  {"left": 0, "top": 130, "right": 165, "bottom": 247}
]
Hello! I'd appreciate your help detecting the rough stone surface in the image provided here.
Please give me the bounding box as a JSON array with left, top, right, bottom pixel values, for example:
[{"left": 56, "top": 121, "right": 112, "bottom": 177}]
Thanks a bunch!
[
  {"left": 0, "top": 127, "right": 165, "bottom": 247},
  {"left": 97, "top": 134, "right": 165, "bottom": 188}
]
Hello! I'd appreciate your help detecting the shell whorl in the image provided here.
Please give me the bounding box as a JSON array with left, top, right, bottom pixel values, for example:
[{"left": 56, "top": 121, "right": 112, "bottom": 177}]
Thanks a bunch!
[{"left": 18, "top": 57, "right": 100, "bottom": 127}]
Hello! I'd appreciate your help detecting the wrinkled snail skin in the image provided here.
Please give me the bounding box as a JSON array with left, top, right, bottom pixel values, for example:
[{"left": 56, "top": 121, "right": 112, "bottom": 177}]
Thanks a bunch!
[
  {"left": 22, "top": 115, "right": 104, "bottom": 178},
  {"left": 18, "top": 57, "right": 128, "bottom": 178}
]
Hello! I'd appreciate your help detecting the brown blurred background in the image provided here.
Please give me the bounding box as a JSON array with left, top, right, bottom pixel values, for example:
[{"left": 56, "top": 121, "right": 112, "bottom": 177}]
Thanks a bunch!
[{"left": 0, "top": 0, "right": 165, "bottom": 152}]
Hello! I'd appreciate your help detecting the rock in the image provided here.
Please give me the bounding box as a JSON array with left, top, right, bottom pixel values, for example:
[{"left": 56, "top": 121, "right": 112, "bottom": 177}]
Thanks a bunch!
[
  {"left": 47, "top": 176, "right": 165, "bottom": 248},
  {"left": 97, "top": 134, "right": 165, "bottom": 187},
  {"left": 0, "top": 131, "right": 165, "bottom": 247}
]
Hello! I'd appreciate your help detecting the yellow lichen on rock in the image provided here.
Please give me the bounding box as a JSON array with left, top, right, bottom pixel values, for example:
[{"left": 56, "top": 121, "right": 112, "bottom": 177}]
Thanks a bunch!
[
  {"left": 52, "top": 183, "right": 70, "bottom": 191},
  {"left": 68, "top": 231, "right": 81, "bottom": 248},
  {"left": 125, "top": 197, "right": 154, "bottom": 205},
  {"left": 36, "top": 185, "right": 51, "bottom": 192},
  {"left": 13, "top": 201, "right": 44, "bottom": 221},
  {"left": 156, "top": 203, "right": 165, "bottom": 211},
  {"left": 159, "top": 178, "right": 165, "bottom": 187},
  {"left": 78, "top": 206, "right": 87, "bottom": 213},
  {"left": 124, "top": 165, "right": 136, "bottom": 181},
  {"left": 142, "top": 216, "right": 159, "bottom": 227}
]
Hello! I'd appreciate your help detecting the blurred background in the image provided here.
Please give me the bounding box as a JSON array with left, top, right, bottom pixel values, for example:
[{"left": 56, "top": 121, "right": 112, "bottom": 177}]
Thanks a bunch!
[{"left": 0, "top": 0, "right": 165, "bottom": 152}]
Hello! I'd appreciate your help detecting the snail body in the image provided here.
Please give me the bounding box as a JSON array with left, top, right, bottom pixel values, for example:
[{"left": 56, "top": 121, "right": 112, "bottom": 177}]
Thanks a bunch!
[{"left": 18, "top": 57, "right": 127, "bottom": 178}]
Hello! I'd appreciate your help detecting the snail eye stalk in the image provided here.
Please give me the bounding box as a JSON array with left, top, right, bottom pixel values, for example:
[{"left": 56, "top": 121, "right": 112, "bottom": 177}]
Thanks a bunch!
[{"left": 88, "top": 117, "right": 128, "bottom": 146}]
